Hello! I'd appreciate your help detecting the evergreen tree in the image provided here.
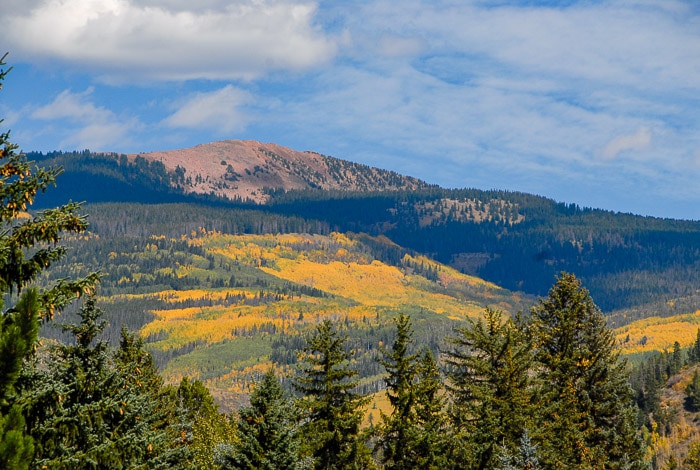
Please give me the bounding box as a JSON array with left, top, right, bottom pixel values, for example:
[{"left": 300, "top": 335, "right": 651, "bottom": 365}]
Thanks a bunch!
[
  {"left": 689, "top": 329, "right": 700, "bottom": 365},
  {"left": 293, "top": 320, "right": 372, "bottom": 470},
  {"left": 670, "top": 341, "right": 683, "bottom": 377},
  {"left": 496, "top": 430, "right": 541, "bottom": 470},
  {"left": 0, "top": 290, "right": 38, "bottom": 469},
  {"left": 113, "top": 327, "right": 191, "bottom": 468},
  {"left": 685, "top": 369, "right": 700, "bottom": 412},
  {"left": 217, "top": 369, "right": 309, "bottom": 470},
  {"left": 376, "top": 314, "right": 420, "bottom": 470},
  {"left": 530, "top": 273, "right": 645, "bottom": 469},
  {"left": 411, "top": 349, "right": 448, "bottom": 470},
  {"left": 444, "top": 308, "right": 533, "bottom": 470},
  {"left": 21, "top": 299, "right": 182, "bottom": 469},
  {"left": 0, "top": 52, "right": 98, "bottom": 469},
  {"left": 376, "top": 314, "right": 448, "bottom": 470}
]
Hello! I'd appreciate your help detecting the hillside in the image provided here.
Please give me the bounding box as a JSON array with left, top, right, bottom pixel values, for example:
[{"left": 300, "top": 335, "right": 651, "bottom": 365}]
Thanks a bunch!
[
  {"left": 26, "top": 141, "right": 700, "bottom": 315},
  {"left": 40, "top": 203, "right": 530, "bottom": 407}
]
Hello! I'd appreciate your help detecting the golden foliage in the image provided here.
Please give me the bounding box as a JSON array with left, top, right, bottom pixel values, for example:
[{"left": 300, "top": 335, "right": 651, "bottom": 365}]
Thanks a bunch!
[{"left": 615, "top": 311, "right": 700, "bottom": 354}]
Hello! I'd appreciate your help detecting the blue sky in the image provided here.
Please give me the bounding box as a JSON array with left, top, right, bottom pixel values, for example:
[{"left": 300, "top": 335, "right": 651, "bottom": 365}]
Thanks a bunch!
[{"left": 2, "top": 0, "right": 699, "bottom": 219}]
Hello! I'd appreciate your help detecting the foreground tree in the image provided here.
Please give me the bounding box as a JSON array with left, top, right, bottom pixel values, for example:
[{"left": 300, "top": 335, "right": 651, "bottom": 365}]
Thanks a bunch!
[
  {"left": 294, "top": 319, "right": 372, "bottom": 470},
  {"left": 21, "top": 299, "right": 184, "bottom": 468},
  {"left": 0, "top": 53, "right": 98, "bottom": 469},
  {"left": 217, "top": 369, "right": 309, "bottom": 470},
  {"left": 496, "top": 430, "right": 541, "bottom": 470},
  {"left": 530, "top": 273, "right": 645, "bottom": 469},
  {"left": 376, "top": 314, "right": 420, "bottom": 470},
  {"left": 376, "top": 314, "right": 448, "bottom": 470},
  {"left": 445, "top": 308, "right": 533, "bottom": 470}
]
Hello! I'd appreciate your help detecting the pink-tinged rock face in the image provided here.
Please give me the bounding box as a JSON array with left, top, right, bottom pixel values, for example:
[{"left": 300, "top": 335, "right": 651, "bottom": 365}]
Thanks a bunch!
[{"left": 128, "top": 140, "right": 427, "bottom": 203}]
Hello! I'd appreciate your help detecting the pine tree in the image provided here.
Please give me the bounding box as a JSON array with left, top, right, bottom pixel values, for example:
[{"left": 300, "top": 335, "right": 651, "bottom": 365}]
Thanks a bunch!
[
  {"left": 21, "top": 299, "right": 183, "bottom": 468},
  {"left": 530, "top": 273, "right": 645, "bottom": 469},
  {"left": 689, "top": 329, "right": 700, "bottom": 365},
  {"left": 293, "top": 319, "right": 372, "bottom": 470},
  {"left": 0, "top": 52, "right": 98, "bottom": 469},
  {"left": 377, "top": 314, "right": 420, "bottom": 470},
  {"left": 686, "top": 369, "right": 700, "bottom": 412},
  {"left": 217, "top": 369, "right": 309, "bottom": 470},
  {"left": 444, "top": 308, "right": 533, "bottom": 470},
  {"left": 412, "top": 349, "right": 448, "bottom": 470}
]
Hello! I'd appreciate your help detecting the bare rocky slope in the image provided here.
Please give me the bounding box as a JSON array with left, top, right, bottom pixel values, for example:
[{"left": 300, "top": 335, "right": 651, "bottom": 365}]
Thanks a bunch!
[{"left": 131, "top": 140, "right": 429, "bottom": 203}]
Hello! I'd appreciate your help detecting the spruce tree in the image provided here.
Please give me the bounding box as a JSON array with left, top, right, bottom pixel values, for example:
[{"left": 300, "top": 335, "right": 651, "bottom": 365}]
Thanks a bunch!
[
  {"left": 21, "top": 299, "right": 183, "bottom": 468},
  {"left": 444, "top": 308, "right": 533, "bottom": 470},
  {"left": 217, "top": 369, "right": 309, "bottom": 470},
  {"left": 0, "top": 53, "right": 98, "bottom": 469},
  {"left": 496, "top": 430, "right": 541, "bottom": 470},
  {"left": 411, "top": 349, "right": 448, "bottom": 470},
  {"left": 685, "top": 369, "right": 700, "bottom": 412},
  {"left": 530, "top": 273, "right": 645, "bottom": 469},
  {"left": 293, "top": 319, "right": 372, "bottom": 470},
  {"left": 689, "top": 329, "right": 700, "bottom": 365},
  {"left": 377, "top": 314, "right": 420, "bottom": 470},
  {"left": 377, "top": 314, "right": 448, "bottom": 470}
]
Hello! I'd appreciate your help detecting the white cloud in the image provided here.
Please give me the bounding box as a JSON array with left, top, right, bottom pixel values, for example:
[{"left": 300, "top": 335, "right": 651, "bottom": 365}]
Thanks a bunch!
[
  {"left": 162, "top": 85, "right": 252, "bottom": 133},
  {"left": 31, "top": 88, "right": 137, "bottom": 150},
  {"left": 3, "top": 0, "right": 337, "bottom": 82},
  {"left": 33, "top": 88, "right": 106, "bottom": 121},
  {"left": 601, "top": 127, "right": 653, "bottom": 160}
]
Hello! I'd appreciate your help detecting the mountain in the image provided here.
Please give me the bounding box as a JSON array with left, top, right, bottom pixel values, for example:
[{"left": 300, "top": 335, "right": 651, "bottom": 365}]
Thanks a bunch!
[
  {"left": 27, "top": 140, "right": 428, "bottom": 205},
  {"left": 26, "top": 141, "right": 700, "bottom": 315},
  {"left": 135, "top": 140, "right": 429, "bottom": 202}
]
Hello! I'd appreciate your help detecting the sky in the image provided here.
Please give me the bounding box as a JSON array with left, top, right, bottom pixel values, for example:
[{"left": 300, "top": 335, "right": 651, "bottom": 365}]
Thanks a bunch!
[{"left": 1, "top": 0, "right": 699, "bottom": 220}]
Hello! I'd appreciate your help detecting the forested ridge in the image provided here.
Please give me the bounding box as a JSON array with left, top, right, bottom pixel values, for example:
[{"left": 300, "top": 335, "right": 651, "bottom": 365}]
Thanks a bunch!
[
  {"left": 28, "top": 148, "right": 700, "bottom": 315},
  {"left": 4, "top": 56, "right": 700, "bottom": 469}
]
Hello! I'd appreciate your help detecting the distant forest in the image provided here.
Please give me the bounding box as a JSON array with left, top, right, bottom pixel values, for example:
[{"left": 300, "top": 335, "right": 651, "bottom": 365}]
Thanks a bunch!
[{"left": 26, "top": 149, "right": 700, "bottom": 317}]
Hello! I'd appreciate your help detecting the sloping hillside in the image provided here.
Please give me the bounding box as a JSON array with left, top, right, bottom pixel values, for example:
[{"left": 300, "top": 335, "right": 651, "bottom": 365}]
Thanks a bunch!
[
  {"left": 27, "top": 143, "right": 700, "bottom": 316},
  {"left": 40, "top": 203, "right": 529, "bottom": 408}
]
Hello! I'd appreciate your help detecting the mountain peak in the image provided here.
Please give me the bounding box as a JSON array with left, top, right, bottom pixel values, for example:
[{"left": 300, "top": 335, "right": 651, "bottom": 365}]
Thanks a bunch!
[{"left": 130, "top": 140, "right": 428, "bottom": 203}]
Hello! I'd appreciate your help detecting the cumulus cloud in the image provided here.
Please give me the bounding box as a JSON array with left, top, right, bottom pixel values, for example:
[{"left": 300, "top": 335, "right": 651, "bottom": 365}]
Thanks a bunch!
[
  {"left": 162, "top": 85, "right": 252, "bottom": 133},
  {"left": 32, "top": 88, "right": 137, "bottom": 150},
  {"left": 3, "top": 0, "right": 337, "bottom": 82},
  {"left": 601, "top": 127, "right": 653, "bottom": 160}
]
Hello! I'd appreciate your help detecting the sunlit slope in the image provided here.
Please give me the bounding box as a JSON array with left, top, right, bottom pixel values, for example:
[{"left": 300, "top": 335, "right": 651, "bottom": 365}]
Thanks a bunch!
[
  {"left": 615, "top": 310, "right": 700, "bottom": 355},
  {"left": 119, "top": 231, "right": 529, "bottom": 407},
  {"left": 206, "top": 232, "right": 521, "bottom": 318}
]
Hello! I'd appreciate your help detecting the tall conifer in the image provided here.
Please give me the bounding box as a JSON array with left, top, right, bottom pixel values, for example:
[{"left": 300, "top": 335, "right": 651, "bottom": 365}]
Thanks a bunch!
[
  {"left": 445, "top": 308, "right": 533, "bottom": 470},
  {"left": 293, "top": 319, "right": 372, "bottom": 470},
  {"left": 530, "top": 273, "right": 645, "bottom": 469},
  {"left": 218, "top": 369, "right": 309, "bottom": 470}
]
